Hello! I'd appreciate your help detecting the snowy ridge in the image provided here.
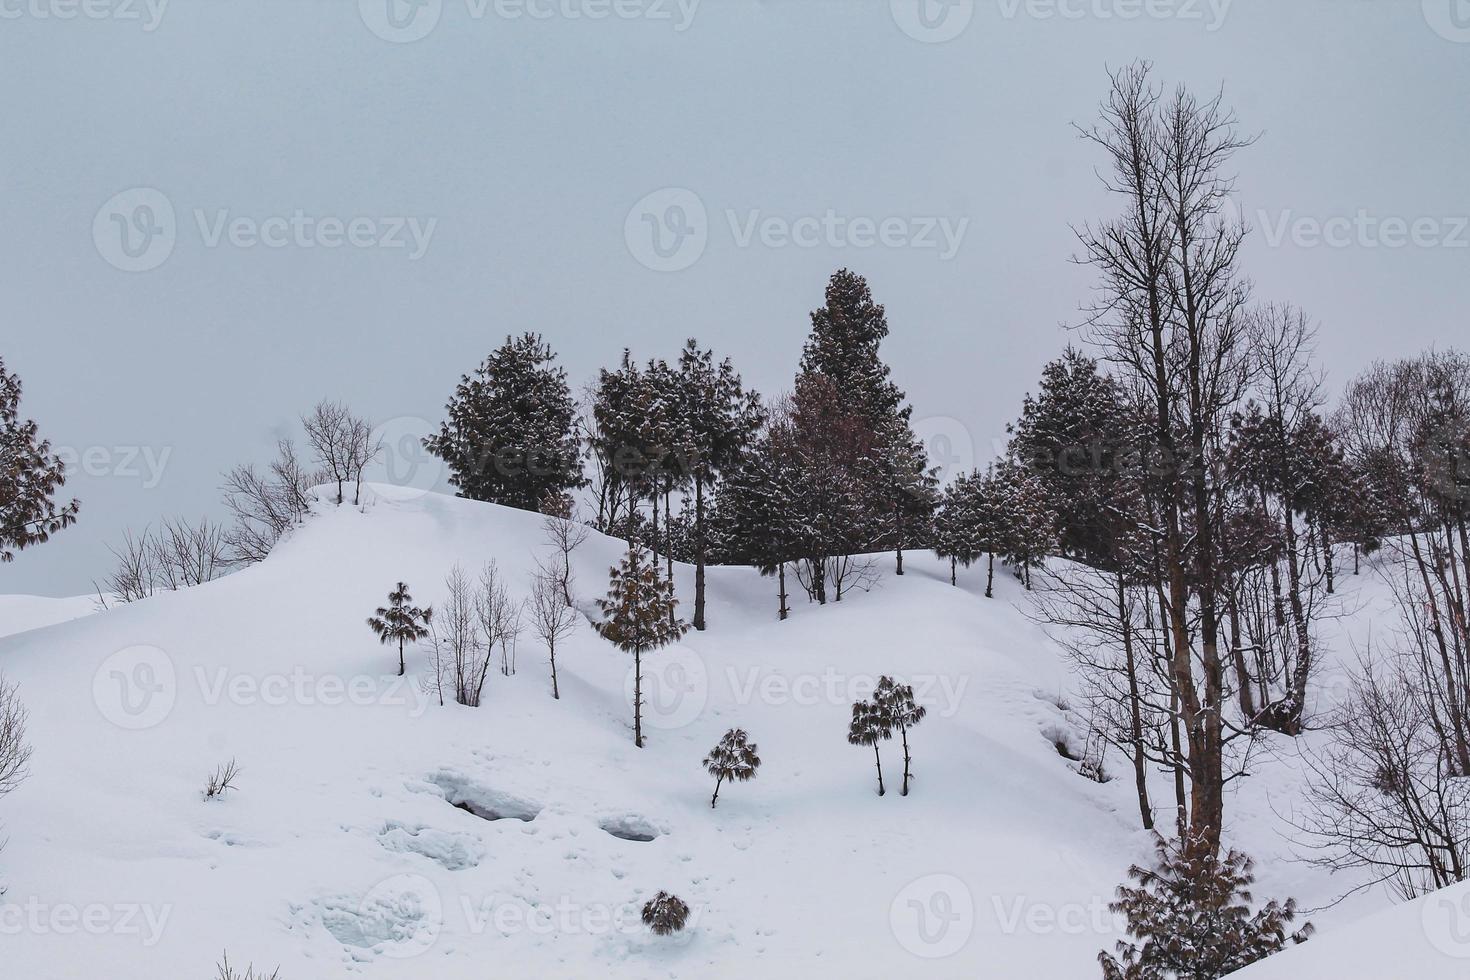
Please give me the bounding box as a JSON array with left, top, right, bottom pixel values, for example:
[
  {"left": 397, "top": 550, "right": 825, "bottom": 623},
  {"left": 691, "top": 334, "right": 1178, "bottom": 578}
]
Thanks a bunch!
[{"left": 0, "top": 486, "right": 1439, "bottom": 977}]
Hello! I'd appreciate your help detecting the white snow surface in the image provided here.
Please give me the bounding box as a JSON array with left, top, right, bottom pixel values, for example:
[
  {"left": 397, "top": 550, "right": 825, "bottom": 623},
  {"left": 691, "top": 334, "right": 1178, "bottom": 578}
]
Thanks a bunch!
[{"left": 0, "top": 485, "right": 1458, "bottom": 977}]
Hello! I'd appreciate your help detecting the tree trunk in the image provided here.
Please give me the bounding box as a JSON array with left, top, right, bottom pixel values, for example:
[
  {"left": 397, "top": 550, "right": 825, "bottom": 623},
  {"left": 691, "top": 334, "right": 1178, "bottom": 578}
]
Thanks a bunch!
[
  {"left": 398, "top": 636, "right": 405, "bottom": 677},
  {"left": 986, "top": 553, "right": 995, "bottom": 599},
  {"left": 633, "top": 647, "right": 644, "bottom": 748},
  {"left": 899, "top": 723, "right": 913, "bottom": 796},
  {"left": 777, "top": 563, "right": 789, "bottom": 621},
  {"left": 895, "top": 503, "right": 904, "bottom": 576},
  {"left": 1117, "top": 573, "right": 1154, "bottom": 831},
  {"left": 693, "top": 477, "right": 707, "bottom": 631},
  {"left": 873, "top": 743, "right": 885, "bottom": 797},
  {"left": 950, "top": 557, "right": 956, "bottom": 587},
  {"left": 550, "top": 644, "right": 560, "bottom": 700},
  {"left": 710, "top": 774, "right": 723, "bottom": 809}
]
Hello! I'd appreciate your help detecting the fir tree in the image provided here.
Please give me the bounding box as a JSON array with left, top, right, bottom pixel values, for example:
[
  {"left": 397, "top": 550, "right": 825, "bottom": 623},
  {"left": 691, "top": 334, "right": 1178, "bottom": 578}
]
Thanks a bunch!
[
  {"left": 1099, "top": 835, "right": 1311, "bottom": 980},
  {"left": 874, "top": 676, "right": 926, "bottom": 796},
  {"left": 991, "top": 460, "right": 1059, "bottom": 590},
  {"left": 847, "top": 698, "right": 892, "bottom": 796},
  {"left": 933, "top": 470, "right": 985, "bottom": 586},
  {"left": 674, "top": 340, "right": 763, "bottom": 632},
  {"left": 714, "top": 425, "right": 808, "bottom": 620},
  {"left": 425, "top": 333, "right": 584, "bottom": 511},
  {"left": 1, "top": 358, "right": 79, "bottom": 563},
  {"left": 641, "top": 891, "right": 690, "bottom": 936},
  {"left": 366, "top": 582, "right": 433, "bottom": 676},
  {"left": 702, "top": 728, "right": 760, "bottom": 808},
  {"left": 595, "top": 545, "right": 688, "bottom": 747}
]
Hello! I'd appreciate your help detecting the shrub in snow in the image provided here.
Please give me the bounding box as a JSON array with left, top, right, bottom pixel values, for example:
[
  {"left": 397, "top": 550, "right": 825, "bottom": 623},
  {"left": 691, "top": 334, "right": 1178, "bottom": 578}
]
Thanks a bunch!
[
  {"left": 215, "top": 952, "right": 281, "bottom": 980},
  {"left": 367, "top": 582, "right": 433, "bottom": 677},
  {"left": 1098, "top": 835, "right": 1311, "bottom": 979},
  {"left": 874, "top": 676, "right": 926, "bottom": 797},
  {"left": 847, "top": 698, "right": 892, "bottom": 796},
  {"left": 595, "top": 545, "right": 687, "bottom": 748},
  {"left": 641, "top": 891, "right": 690, "bottom": 936},
  {"left": 703, "top": 728, "right": 761, "bottom": 808},
  {"left": 203, "top": 759, "right": 241, "bottom": 801}
]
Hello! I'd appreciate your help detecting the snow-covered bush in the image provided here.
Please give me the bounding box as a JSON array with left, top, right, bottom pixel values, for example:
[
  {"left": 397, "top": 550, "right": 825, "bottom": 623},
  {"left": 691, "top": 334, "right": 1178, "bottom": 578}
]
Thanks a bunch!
[
  {"left": 641, "top": 891, "right": 690, "bottom": 936},
  {"left": 1098, "top": 835, "right": 1311, "bottom": 979}
]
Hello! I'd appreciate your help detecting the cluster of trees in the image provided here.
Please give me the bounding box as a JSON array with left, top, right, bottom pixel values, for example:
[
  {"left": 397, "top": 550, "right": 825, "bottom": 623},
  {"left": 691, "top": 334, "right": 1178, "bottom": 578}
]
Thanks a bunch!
[{"left": 846, "top": 676, "right": 926, "bottom": 797}]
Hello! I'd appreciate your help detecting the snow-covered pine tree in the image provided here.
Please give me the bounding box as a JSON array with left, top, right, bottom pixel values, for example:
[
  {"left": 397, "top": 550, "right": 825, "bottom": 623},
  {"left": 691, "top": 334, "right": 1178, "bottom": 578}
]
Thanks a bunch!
[
  {"left": 366, "top": 582, "right": 433, "bottom": 676},
  {"left": 1099, "top": 835, "right": 1311, "bottom": 979},
  {"left": 594, "top": 545, "right": 688, "bottom": 747},
  {"left": 874, "top": 676, "right": 926, "bottom": 796},
  {"left": 847, "top": 698, "right": 893, "bottom": 796},
  {"left": 1007, "top": 347, "right": 1127, "bottom": 565},
  {"left": 991, "top": 460, "right": 1059, "bottom": 590},
  {"left": 713, "top": 427, "right": 806, "bottom": 620},
  {"left": 590, "top": 351, "right": 652, "bottom": 539},
  {"left": 799, "top": 269, "right": 935, "bottom": 575},
  {"left": 1, "top": 357, "right": 78, "bottom": 563},
  {"left": 702, "top": 728, "right": 760, "bottom": 808},
  {"left": 674, "top": 340, "right": 763, "bottom": 632},
  {"left": 641, "top": 891, "right": 690, "bottom": 936},
  {"left": 933, "top": 470, "right": 984, "bottom": 586},
  {"left": 424, "top": 333, "right": 583, "bottom": 511}
]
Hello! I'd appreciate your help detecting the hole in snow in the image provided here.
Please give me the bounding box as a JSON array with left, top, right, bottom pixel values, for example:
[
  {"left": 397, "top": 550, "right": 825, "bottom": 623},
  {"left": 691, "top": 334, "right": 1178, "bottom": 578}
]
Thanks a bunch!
[
  {"left": 427, "top": 772, "right": 542, "bottom": 823},
  {"left": 377, "top": 821, "right": 484, "bottom": 870},
  {"left": 598, "top": 814, "right": 661, "bottom": 842}
]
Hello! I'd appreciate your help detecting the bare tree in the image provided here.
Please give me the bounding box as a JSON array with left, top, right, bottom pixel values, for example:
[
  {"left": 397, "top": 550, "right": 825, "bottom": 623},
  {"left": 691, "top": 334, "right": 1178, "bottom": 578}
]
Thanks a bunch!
[
  {"left": 0, "top": 675, "right": 32, "bottom": 800},
  {"left": 530, "top": 562, "right": 578, "bottom": 699},
  {"left": 221, "top": 439, "right": 322, "bottom": 564},
  {"left": 99, "top": 527, "right": 159, "bottom": 603},
  {"left": 437, "top": 564, "right": 490, "bottom": 707},
  {"left": 153, "top": 517, "right": 229, "bottom": 590},
  {"left": 302, "top": 400, "right": 381, "bottom": 506},
  {"left": 542, "top": 511, "right": 589, "bottom": 606}
]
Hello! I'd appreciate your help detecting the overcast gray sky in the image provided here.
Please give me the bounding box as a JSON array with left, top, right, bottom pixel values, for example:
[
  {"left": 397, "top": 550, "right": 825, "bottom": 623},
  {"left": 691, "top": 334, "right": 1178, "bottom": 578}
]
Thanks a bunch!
[{"left": 2, "top": 0, "right": 1466, "bottom": 596}]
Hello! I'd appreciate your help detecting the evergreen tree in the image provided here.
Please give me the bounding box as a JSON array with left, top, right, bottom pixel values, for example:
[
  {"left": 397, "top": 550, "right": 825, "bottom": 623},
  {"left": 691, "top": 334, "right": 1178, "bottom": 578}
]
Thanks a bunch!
[
  {"left": 847, "top": 697, "right": 892, "bottom": 796},
  {"left": 594, "top": 545, "right": 688, "bottom": 747},
  {"left": 799, "top": 269, "right": 935, "bottom": 575},
  {"left": 366, "top": 582, "right": 433, "bottom": 676},
  {"left": 713, "top": 427, "right": 807, "bottom": 620},
  {"left": 991, "top": 460, "right": 1059, "bottom": 590},
  {"left": 1008, "top": 347, "right": 1127, "bottom": 564},
  {"left": 874, "top": 676, "right": 926, "bottom": 796},
  {"left": 674, "top": 340, "right": 763, "bottom": 632},
  {"left": 1, "top": 358, "right": 78, "bottom": 563},
  {"left": 702, "top": 728, "right": 761, "bottom": 808},
  {"left": 933, "top": 470, "right": 985, "bottom": 586},
  {"left": 1099, "top": 836, "right": 1311, "bottom": 979},
  {"left": 641, "top": 892, "right": 691, "bottom": 936},
  {"left": 425, "top": 333, "right": 583, "bottom": 511}
]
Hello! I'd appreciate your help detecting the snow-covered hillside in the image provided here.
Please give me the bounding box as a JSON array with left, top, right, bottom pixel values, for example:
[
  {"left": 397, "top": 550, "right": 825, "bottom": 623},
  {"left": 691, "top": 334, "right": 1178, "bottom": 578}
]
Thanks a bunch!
[
  {"left": 0, "top": 486, "right": 1452, "bottom": 978},
  {"left": 0, "top": 593, "right": 96, "bottom": 639}
]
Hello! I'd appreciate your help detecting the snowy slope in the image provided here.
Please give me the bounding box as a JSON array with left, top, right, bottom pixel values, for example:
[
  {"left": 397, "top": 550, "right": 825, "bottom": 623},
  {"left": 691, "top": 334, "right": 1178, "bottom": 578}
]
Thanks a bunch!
[
  {"left": 0, "top": 486, "right": 1424, "bottom": 977},
  {"left": 0, "top": 593, "right": 96, "bottom": 639},
  {"left": 1230, "top": 878, "right": 1470, "bottom": 979}
]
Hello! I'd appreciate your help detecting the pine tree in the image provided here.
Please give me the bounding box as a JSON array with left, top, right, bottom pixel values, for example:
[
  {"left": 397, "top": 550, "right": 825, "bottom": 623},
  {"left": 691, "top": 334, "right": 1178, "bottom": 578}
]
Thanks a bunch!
[
  {"left": 1008, "top": 347, "right": 1127, "bottom": 564},
  {"left": 425, "top": 333, "right": 583, "bottom": 511},
  {"left": 933, "top": 470, "right": 985, "bottom": 586},
  {"left": 714, "top": 426, "right": 808, "bottom": 620},
  {"left": 674, "top": 340, "right": 763, "bottom": 632},
  {"left": 595, "top": 545, "right": 688, "bottom": 747},
  {"left": 1099, "top": 835, "right": 1311, "bottom": 979},
  {"left": 847, "top": 698, "right": 892, "bottom": 796},
  {"left": 702, "top": 728, "right": 760, "bottom": 808},
  {"left": 874, "top": 676, "right": 926, "bottom": 796},
  {"left": 366, "top": 582, "right": 433, "bottom": 676},
  {"left": 991, "top": 460, "right": 1059, "bottom": 590},
  {"left": 641, "top": 891, "right": 690, "bottom": 936},
  {"left": 799, "top": 269, "right": 935, "bottom": 575},
  {"left": 1, "top": 358, "right": 79, "bottom": 563}
]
